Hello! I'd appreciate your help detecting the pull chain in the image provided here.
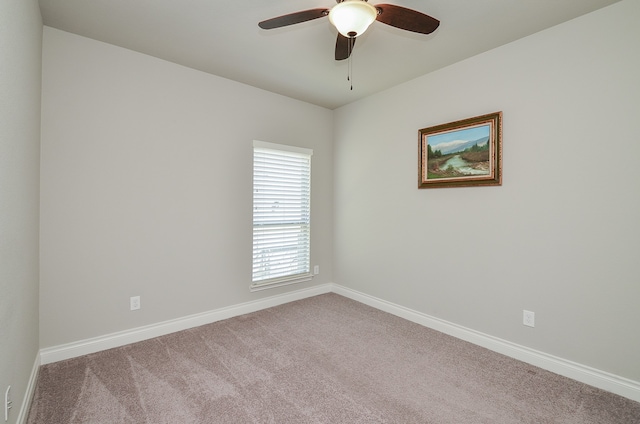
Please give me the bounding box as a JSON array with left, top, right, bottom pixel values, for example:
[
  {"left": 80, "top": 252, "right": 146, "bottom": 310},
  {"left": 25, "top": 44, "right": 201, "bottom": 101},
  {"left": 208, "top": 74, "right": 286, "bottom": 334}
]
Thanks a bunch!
[
  {"left": 348, "top": 55, "right": 352, "bottom": 91},
  {"left": 347, "top": 36, "right": 354, "bottom": 90}
]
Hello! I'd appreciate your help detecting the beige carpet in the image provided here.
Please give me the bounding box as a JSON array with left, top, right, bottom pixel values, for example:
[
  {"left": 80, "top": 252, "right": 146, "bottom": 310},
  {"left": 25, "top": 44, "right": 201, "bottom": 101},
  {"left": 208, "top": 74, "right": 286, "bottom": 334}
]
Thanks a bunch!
[{"left": 27, "top": 293, "right": 640, "bottom": 423}]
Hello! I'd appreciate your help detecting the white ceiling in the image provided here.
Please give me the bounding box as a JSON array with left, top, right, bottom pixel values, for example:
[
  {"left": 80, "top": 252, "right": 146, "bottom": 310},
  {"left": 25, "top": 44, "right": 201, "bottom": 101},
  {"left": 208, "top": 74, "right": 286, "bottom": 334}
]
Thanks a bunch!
[{"left": 38, "top": 0, "right": 619, "bottom": 109}]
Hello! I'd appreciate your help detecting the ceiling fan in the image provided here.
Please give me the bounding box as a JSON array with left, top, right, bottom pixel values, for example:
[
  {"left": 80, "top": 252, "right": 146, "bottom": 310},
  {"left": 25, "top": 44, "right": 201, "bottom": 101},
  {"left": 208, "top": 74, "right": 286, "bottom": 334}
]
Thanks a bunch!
[{"left": 258, "top": 0, "right": 440, "bottom": 61}]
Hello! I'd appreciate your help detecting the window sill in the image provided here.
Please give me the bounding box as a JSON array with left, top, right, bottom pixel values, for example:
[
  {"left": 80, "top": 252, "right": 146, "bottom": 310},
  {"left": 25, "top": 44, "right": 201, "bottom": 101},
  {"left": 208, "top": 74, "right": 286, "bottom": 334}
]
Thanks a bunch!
[{"left": 250, "top": 273, "right": 313, "bottom": 292}]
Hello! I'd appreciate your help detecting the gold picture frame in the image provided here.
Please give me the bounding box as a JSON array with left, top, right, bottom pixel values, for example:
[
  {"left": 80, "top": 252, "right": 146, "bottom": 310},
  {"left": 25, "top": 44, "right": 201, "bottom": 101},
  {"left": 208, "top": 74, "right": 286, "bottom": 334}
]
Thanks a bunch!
[{"left": 419, "top": 112, "right": 502, "bottom": 189}]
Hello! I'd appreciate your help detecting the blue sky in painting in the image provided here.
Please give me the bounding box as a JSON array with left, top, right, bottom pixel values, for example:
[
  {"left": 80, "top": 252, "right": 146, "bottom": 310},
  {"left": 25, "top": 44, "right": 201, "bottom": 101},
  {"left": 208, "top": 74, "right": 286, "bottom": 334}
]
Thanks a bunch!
[{"left": 428, "top": 124, "right": 490, "bottom": 148}]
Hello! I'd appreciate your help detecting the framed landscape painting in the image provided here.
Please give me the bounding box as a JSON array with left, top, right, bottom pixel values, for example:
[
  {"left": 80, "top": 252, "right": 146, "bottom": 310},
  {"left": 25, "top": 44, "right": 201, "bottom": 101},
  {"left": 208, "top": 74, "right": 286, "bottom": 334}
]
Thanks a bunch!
[{"left": 418, "top": 112, "right": 502, "bottom": 189}]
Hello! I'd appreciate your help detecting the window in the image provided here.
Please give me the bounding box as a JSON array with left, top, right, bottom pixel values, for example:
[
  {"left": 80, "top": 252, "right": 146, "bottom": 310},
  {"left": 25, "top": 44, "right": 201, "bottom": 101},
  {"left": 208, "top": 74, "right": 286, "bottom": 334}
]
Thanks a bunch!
[{"left": 252, "top": 140, "right": 313, "bottom": 291}]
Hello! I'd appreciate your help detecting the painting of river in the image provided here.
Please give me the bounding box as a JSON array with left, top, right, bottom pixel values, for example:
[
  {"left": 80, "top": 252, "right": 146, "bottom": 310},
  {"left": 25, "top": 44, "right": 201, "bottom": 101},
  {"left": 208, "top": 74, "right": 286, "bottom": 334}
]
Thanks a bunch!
[
  {"left": 418, "top": 112, "right": 502, "bottom": 189},
  {"left": 426, "top": 124, "right": 491, "bottom": 179}
]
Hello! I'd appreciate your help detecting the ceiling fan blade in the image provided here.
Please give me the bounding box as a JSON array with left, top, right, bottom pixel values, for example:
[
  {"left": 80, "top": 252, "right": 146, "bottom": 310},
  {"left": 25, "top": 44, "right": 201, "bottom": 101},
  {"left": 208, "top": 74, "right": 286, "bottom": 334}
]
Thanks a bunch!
[
  {"left": 335, "top": 34, "right": 356, "bottom": 61},
  {"left": 258, "top": 9, "right": 329, "bottom": 29},
  {"left": 375, "top": 4, "right": 440, "bottom": 35}
]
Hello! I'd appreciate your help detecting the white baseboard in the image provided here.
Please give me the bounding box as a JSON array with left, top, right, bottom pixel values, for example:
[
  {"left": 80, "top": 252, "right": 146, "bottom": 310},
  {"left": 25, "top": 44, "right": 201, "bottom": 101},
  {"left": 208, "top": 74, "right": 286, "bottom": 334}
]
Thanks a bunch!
[
  {"left": 332, "top": 284, "right": 640, "bottom": 403},
  {"left": 17, "top": 354, "right": 40, "bottom": 424},
  {"left": 38, "top": 282, "right": 640, "bottom": 403},
  {"left": 40, "top": 283, "right": 332, "bottom": 365}
]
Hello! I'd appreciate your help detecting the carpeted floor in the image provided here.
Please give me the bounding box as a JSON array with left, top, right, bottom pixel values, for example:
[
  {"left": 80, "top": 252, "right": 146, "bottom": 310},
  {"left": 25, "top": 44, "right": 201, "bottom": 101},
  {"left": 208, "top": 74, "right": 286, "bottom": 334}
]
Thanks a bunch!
[{"left": 27, "top": 293, "right": 640, "bottom": 423}]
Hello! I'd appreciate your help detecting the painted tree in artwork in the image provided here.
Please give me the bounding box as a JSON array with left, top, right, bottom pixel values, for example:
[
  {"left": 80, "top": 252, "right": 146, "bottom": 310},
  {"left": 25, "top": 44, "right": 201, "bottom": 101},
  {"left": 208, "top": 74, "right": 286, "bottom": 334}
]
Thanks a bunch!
[{"left": 427, "top": 144, "right": 442, "bottom": 159}]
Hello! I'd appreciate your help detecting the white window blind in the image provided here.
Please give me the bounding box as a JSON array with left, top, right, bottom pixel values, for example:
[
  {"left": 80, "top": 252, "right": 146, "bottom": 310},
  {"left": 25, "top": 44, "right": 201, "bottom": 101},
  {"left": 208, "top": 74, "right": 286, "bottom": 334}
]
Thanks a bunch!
[{"left": 252, "top": 141, "right": 313, "bottom": 290}]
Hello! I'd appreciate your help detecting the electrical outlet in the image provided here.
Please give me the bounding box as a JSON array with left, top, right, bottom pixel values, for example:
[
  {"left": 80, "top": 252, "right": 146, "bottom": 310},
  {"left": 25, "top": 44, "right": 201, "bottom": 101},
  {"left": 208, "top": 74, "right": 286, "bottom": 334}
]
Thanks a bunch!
[
  {"left": 313, "top": 265, "right": 320, "bottom": 275},
  {"left": 130, "top": 296, "right": 141, "bottom": 311},
  {"left": 523, "top": 310, "right": 535, "bottom": 327},
  {"left": 5, "top": 386, "right": 12, "bottom": 422}
]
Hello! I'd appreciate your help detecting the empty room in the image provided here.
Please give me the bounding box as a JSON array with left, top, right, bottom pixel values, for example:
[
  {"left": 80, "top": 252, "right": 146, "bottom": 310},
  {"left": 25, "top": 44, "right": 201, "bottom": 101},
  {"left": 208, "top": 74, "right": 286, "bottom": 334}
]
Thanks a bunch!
[{"left": 1, "top": 0, "right": 639, "bottom": 422}]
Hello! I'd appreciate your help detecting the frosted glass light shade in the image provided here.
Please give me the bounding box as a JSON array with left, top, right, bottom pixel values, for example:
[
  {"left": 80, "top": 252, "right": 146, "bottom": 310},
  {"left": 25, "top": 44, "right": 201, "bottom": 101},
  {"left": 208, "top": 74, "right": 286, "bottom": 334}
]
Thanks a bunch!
[{"left": 329, "top": 0, "right": 378, "bottom": 38}]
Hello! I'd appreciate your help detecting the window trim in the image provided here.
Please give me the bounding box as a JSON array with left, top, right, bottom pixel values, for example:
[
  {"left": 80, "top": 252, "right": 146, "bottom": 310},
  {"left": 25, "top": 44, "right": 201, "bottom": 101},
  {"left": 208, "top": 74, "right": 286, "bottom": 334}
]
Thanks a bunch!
[{"left": 251, "top": 140, "right": 313, "bottom": 292}]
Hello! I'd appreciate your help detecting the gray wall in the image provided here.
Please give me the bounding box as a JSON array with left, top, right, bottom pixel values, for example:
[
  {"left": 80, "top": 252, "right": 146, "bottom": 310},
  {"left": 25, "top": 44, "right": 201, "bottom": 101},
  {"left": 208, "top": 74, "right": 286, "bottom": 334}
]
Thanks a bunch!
[
  {"left": 0, "top": 0, "right": 42, "bottom": 422},
  {"left": 40, "top": 27, "right": 334, "bottom": 348},
  {"left": 333, "top": 0, "right": 640, "bottom": 382}
]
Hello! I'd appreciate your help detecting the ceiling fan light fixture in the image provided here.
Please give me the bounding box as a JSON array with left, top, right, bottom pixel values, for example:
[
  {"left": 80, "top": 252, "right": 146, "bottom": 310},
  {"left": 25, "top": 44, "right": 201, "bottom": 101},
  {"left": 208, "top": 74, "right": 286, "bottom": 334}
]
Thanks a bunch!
[{"left": 329, "top": 0, "right": 378, "bottom": 38}]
